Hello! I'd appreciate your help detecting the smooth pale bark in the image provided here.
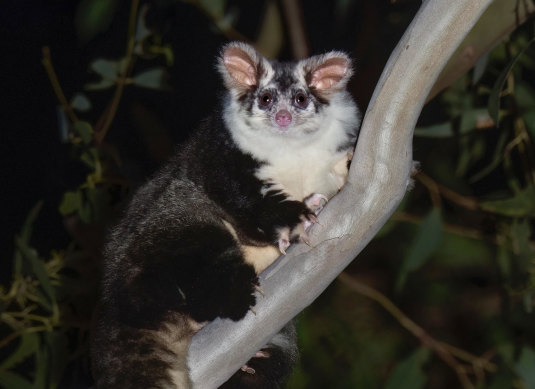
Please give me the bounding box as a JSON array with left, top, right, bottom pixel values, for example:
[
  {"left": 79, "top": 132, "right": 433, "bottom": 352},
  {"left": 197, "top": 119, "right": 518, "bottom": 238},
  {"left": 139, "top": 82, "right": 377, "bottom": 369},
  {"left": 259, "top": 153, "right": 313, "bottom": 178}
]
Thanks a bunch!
[{"left": 189, "top": 0, "right": 494, "bottom": 387}]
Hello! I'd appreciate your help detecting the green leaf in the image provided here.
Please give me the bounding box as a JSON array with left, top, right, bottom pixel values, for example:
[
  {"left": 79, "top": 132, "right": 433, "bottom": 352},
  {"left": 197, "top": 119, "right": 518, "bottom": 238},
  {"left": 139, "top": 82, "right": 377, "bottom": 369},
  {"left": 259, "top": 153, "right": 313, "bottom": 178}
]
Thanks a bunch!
[
  {"left": 414, "top": 122, "right": 453, "bottom": 138},
  {"left": 44, "top": 332, "right": 69, "bottom": 388},
  {"left": 487, "top": 371, "right": 516, "bottom": 389},
  {"left": 396, "top": 207, "right": 442, "bottom": 291},
  {"left": 85, "top": 187, "right": 111, "bottom": 222},
  {"left": 90, "top": 58, "right": 120, "bottom": 81},
  {"left": 15, "top": 239, "right": 55, "bottom": 305},
  {"left": 488, "top": 37, "right": 535, "bottom": 125},
  {"left": 15, "top": 236, "right": 56, "bottom": 306},
  {"left": 84, "top": 78, "right": 115, "bottom": 91},
  {"left": 480, "top": 186, "right": 535, "bottom": 217},
  {"left": 59, "top": 191, "right": 81, "bottom": 216},
  {"left": 459, "top": 108, "right": 493, "bottom": 134},
  {"left": 19, "top": 202, "right": 43, "bottom": 246},
  {"left": 78, "top": 198, "right": 93, "bottom": 224},
  {"left": 33, "top": 344, "right": 47, "bottom": 389},
  {"left": 131, "top": 68, "right": 169, "bottom": 90},
  {"left": 72, "top": 121, "right": 94, "bottom": 144},
  {"left": 0, "top": 333, "right": 39, "bottom": 370},
  {"left": 468, "top": 129, "right": 508, "bottom": 183},
  {"left": 516, "top": 82, "right": 535, "bottom": 111},
  {"left": 472, "top": 52, "right": 488, "bottom": 84},
  {"left": 383, "top": 348, "right": 430, "bottom": 389},
  {"left": 515, "top": 347, "right": 535, "bottom": 389},
  {"left": 198, "top": 0, "right": 227, "bottom": 18},
  {"left": 523, "top": 110, "right": 535, "bottom": 138},
  {"left": 74, "top": 0, "right": 120, "bottom": 43},
  {"left": 14, "top": 202, "right": 43, "bottom": 275},
  {"left": 70, "top": 93, "right": 92, "bottom": 112},
  {"left": 80, "top": 148, "right": 99, "bottom": 170},
  {"left": 0, "top": 370, "right": 35, "bottom": 389}
]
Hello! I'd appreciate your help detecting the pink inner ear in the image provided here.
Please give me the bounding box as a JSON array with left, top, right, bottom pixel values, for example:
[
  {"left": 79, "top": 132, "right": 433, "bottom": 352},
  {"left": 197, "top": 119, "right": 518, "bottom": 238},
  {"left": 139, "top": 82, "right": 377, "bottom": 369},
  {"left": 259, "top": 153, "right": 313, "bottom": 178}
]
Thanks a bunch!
[
  {"left": 224, "top": 47, "right": 257, "bottom": 87},
  {"left": 309, "top": 57, "right": 348, "bottom": 90}
]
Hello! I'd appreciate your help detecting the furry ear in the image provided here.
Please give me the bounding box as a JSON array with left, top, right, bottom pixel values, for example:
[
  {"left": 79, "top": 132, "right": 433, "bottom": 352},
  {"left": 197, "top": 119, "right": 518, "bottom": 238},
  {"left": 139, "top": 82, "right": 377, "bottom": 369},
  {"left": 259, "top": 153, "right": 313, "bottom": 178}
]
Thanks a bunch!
[
  {"left": 218, "top": 42, "right": 266, "bottom": 94},
  {"left": 302, "top": 52, "right": 353, "bottom": 94}
]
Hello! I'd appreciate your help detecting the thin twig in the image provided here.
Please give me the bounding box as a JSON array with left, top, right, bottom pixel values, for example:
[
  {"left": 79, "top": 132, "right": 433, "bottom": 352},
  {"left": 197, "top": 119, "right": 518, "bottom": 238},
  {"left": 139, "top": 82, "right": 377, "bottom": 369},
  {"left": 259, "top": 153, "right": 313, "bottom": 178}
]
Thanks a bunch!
[
  {"left": 0, "top": 326, "right": 50, "bottom": 349},
  {"left": 338, "top": 272, "right": 497, "bottom": 389},
  {"left": 392, "top": 211, "right": 498, "bottom": 243},
  {"left": 416, "top": 171, "right": 479, "bottom": 210},
  {"left": 94, "top": 0, "right": 140, "bottom": 144},
  {"left": 41, "top": 46, "right": 79, "bottom": 124}
]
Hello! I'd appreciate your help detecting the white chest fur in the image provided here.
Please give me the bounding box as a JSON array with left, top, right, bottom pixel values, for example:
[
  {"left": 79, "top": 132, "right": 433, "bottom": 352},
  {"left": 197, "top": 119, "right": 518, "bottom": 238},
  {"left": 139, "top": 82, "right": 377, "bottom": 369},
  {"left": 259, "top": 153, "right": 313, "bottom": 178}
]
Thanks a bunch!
[{"left": 256, "top": 146, "right": 350, "bottom": 201}]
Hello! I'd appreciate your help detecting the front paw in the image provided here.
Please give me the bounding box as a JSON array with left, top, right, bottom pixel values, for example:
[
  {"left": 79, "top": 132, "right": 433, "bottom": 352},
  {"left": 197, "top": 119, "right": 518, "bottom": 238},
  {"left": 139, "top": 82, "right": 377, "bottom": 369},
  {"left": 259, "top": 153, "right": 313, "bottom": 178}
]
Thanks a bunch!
[
  {"left": 276, "top": 210, "right": 319, "bottom": 255},
  {"left": 188, "top": 262, "right": 259, "bottom": 322},
  {"left": 275, "top": 193, "right": 328, "bottom": 254},
  {"left": 304, "top": 193, "right": 329, "bottom": 214},
  {"left": 219, "top": 266, "right": 259, "bottom": 321}
]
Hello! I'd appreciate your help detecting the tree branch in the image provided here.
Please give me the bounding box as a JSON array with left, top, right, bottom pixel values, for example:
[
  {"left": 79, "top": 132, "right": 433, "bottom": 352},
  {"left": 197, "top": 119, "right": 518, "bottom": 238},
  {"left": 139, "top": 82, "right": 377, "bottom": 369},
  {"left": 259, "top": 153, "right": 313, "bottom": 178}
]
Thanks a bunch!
[{"left": 188, "top": 1, "right": 494, "bottom": 387}]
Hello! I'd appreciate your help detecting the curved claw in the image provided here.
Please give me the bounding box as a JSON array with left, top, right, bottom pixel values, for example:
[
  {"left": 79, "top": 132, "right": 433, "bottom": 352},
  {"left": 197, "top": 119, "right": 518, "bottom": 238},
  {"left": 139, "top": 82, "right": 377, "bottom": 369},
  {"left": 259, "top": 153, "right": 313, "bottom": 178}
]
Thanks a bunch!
[
  {"left": 241, "top": 365, "right": 256, "bottom": 374},
  {"left": 253, "top": 284, "right": 265, "bottom": 296},
  {"left": 255, "top": 350, "right": 270, "bottom": 358},
  {"left": 278, "top": 238, "right": 290, "bottom": 255}
]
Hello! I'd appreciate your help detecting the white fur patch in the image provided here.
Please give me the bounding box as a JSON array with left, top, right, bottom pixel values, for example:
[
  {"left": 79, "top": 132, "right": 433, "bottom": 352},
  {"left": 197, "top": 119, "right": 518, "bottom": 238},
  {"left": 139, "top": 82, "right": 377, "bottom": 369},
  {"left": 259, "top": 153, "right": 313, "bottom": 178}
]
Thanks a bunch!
[
  {"left": 224, "top": 92, "right": 359, "bottom": 201},
  {"left": 222, "top": 220, "right": 281, "bottom": 274}
]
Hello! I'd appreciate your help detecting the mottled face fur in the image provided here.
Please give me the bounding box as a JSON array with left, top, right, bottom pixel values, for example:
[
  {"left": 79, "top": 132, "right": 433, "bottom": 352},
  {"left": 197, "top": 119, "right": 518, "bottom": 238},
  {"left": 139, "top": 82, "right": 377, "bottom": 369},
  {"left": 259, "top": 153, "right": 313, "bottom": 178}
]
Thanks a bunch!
[{"left": 218, "top": 42, "right": 355, "bottom": 141}]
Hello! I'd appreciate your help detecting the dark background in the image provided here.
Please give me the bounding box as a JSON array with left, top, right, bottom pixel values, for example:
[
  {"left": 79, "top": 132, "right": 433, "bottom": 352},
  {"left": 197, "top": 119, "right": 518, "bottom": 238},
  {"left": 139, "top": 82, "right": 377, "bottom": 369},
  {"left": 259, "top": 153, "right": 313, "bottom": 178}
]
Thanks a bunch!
[{"left": 1, "top": 1, "right": 534, "bottom": 388}]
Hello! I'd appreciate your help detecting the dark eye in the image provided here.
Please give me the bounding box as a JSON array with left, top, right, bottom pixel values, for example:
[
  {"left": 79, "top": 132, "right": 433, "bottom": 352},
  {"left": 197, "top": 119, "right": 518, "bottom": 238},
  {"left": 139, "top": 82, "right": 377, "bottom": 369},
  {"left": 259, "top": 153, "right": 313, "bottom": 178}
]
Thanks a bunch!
[
  {"left": 295, "top": 92, "right": 308, "bottom": 108},
  {"left": 259, "top": 92, "right": 273, "bottom": 107}
]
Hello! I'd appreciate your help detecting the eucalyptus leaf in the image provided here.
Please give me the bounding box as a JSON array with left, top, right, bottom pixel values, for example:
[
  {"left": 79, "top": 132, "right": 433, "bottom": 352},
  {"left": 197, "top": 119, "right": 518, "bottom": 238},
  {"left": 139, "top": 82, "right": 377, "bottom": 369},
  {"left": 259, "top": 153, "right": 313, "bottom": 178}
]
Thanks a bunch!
[
  {"left": 44, "top": 332, "right": 69, "bottom": 388},
  {"left": 26, "top": 287, "right": 53, "bottom": 312},
  {"left": 84, "top": 78, "right": 116, "bottom": 91},
  {"left": 396, "top": 207, "right": 442, "bottom": 291},
  {"left": 135, "top": 4, "right": 152, "bottom": 42},
  {"left": 0, "top": 333, "right": 39, "bottom": 370},
  {"left": 90, "top": 58, "right": 120, "bottom": 81},
  {"left": 19, "top": 202, "right": 43, "bottom": 245},
  {"left": 80, "top": 148, "right": 99, "bottom": 170},
  {"left": 75, "top": 0, "right": 120, "bottom": 43},
  {"left": 85, "top": 187, "right": 112, "bottom": 221},
  {"left": 0, "top": 370, "right": 35, "bottom": 389},
  {"left": 15, "top": 236, "right": 56, "bottom": 306},
  {"left": 383, "top": 348, "right": 430, "bottom": 389},
  {"left": 132, "top": 68, "right": 169, "bottom": 90},
  {"left": 472, "top": 52, "right": 488, "bottom": 84},
  {"left": 480, "top": 186, "right": 535, "bottom": 217},
  {"left": 523, "top": 110, "right": 535, "bottom": 138},
  {"left": 33, "top": 344, "right": 47, "bottom": 389},
  {"left": 488, "top": 37, "right": 535, "bottom": 125},
  {"left": 516, "top": 82, "right": 535, "bottom": 110},
  {"left": 414, "top": 122, "right": 453, "bottom": 138},
  {"left": 70, "top": 93, "right": 92, "bottom": 112},
  {"left": 72, "top": 121, "right": 94, "bottom": 144},
  {"left": 59, "top": 191, "right": 82, "bottom": 216},
  {"left": 78, "top": 200, "right": 93, "bottom": 224},
  {"left": 469, "top": 129, "right": 508, "bottom": 183},
  {"left": 199, "top": 0, "right": 226, "bottom": 17},
  {"left": 515, "top": 347, "right": 535, "bottom": 389}
]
